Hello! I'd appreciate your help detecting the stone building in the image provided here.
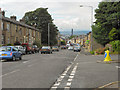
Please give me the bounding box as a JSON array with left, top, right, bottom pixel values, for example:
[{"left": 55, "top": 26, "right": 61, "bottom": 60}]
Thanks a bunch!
[
  {"left": 87, "top": 32, "right": 104, "bottom": 51},
  {"left": 0, "top": 8, "right": 2, "bottom": 46},
  {"left": 0, "top": 10, "right": 41, "bottom": 46}
]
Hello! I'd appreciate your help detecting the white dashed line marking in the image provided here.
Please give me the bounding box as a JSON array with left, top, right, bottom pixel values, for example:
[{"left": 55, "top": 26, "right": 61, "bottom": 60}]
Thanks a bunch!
[
  {"left": 54, "top": 82, "right": 60, "bottom": 86},
  {"left": 68, "top": 79, "right": 73, "bottom": 82},
  {"left": 50, "top": 54, "right": 79, "bottom": 89},
  {"left": 66, "top": 82, "right": 71, "bottom": 86},
  {"left": 64, "top": 63, "right": 78, "bottom": 88},
  {"left": 23, "top": 61, "right": 29, "bottom": 63},
  {"left": 1, "top": 69, "right": 20, "bottom": 77},
  {"left": 73, "top": 54, "right": 78, "bottom": 62},
  {"left": 116, "top": 66, "right": 120, "bottom": 69},
  {"left": 69, "top": 76, "right": 74, "bottom": 79}
]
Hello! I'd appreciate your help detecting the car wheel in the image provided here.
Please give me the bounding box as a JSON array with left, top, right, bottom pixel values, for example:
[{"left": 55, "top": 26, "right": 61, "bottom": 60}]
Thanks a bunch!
[
  {"left": 19, "top": 55, "right": 22, "bottom": 60},
  {"left": 12, "top": 56, "right": 16, "bottom": 61}
]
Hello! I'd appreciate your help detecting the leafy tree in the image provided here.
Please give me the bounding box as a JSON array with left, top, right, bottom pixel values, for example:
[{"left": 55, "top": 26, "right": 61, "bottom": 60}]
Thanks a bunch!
[
  {"left": 109, "top": 28, "right": 118, "bottom": 41},
  {"left": 61, "top": 40, "right": 66, "bottom": 45},
  {"left": 92, "top": 1, "right": 120, "bottom": 46},
  {"left": 22, "top": 8, "right": 58, "bottom": 45},
  {"left": 33, "top": 39, "right": 42, "bottom": 48}
]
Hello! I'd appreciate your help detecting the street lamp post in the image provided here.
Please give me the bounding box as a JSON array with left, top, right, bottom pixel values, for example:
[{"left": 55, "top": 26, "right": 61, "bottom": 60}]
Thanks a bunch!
[
  {"left": 48, "top": 23, "right": 50, "bottom": 46},
  {"left": 80, "top": 5, "right": 93, "bottom": 51}
]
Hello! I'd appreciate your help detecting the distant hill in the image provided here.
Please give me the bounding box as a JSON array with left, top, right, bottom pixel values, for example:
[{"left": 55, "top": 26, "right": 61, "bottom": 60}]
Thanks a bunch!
[{"left": 60, "top": 30, "right": 90, "bottom": 35}]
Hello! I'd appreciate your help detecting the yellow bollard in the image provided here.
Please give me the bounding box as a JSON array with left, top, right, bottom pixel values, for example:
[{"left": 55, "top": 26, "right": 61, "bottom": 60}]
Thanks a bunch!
[{"left": 104, "top": 50, "right": 112, "bottom": 61}]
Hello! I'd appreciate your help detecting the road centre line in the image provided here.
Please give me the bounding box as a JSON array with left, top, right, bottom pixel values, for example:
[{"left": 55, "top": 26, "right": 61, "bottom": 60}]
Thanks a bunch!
[
  {"left": 50, "top": 54, "right": 78, "bottom": 89},
  {"left": 65, "top": 63, "right": 78, "bottom": 88},
  {"left": 73, "top": 53, "right": 78, "bottom": 62},
  {"left": 23, "top": 61, "right": 29, "bottom": 63},
  {"left": 1, "top": 69, "right": 20, "bottom": 77}
]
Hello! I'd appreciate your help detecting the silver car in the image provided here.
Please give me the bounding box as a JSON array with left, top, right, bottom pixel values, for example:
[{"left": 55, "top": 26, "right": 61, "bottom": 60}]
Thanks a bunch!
[
  {"left": 73, "top": 46, "right": 81, "bottom": 52},
  {"left": 15, "top": 46, "right": 26, "bottom": 55}
]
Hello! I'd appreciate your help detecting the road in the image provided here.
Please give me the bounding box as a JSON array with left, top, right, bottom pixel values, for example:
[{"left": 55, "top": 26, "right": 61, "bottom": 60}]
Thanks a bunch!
[
  {"left": 2, "top": 49, "right": 77, "bottom": 88},
  {"left": 1, "top": 49, "right": 119, "bottom": 89}
]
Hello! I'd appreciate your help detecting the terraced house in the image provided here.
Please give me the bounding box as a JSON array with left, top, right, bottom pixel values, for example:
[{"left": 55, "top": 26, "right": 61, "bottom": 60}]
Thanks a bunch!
[
  {"left": 0, "top": 8, "right": 2, "bottom": 45},
  {"left": 0, "top": 9, "right": 41, "bottom": 46}
]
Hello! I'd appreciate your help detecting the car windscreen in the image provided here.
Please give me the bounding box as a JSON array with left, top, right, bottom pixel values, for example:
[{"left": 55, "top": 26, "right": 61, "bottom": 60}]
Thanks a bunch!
[
  {"left": 42, "top": 47, "right": 50, "bottom": 49},
  {"left": 22, "top": 45, "right": 27, "bottom": 47},
  {"left": 0, "top": 47, "right": 11, "bottom": 51},
  {"left": 15, "top": 47, "right": 18, "bottom": 49},
  {"left": 52, "top": 46, "right": 58, "bottom": 48},
  {"left": 74, "top": 47, "right": 80, "bottom": 49}
]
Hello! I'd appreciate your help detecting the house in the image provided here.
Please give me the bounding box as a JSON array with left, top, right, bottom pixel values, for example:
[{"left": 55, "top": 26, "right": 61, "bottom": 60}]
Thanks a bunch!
[{"left": 0, "top": 9, "right": 41, "bottom": 46}]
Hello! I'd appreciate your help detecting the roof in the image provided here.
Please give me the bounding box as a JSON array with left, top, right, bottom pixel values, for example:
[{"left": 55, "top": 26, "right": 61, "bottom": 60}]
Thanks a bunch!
[{"left": 2, "top": 16, "right": 40, "bottom": 32}]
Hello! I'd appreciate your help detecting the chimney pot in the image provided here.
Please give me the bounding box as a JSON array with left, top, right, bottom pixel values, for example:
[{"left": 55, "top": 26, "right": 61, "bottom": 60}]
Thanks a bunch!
[
  {"left": 10, "top": 16, "right": 17, "bottom": 20},
  {"left": 2, "top": 11, "right": 5, "bottom": 17}
]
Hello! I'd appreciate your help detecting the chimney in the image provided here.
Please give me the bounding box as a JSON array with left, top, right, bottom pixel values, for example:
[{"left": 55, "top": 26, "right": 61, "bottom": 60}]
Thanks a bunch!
[
  {"left": 2, "top": 11, "right": 5, "bottom": 17},
  {"left": 0, "top": 8, "right": 1, "bottom": 18},
  {"left": 10, "top": 16, "right": 16, "bottom": 20},
  {"left": 19, "top": 19, "right": 24, "bottom": 23}
]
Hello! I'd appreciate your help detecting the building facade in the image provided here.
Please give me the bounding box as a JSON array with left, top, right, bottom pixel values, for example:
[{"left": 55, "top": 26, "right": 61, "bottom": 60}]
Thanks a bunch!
[
  {"left": 0, "top": 8, "right": 2, "bottom": 46},
  {"left": 0, "top": 11, "right": 41, "bottom": 46}
]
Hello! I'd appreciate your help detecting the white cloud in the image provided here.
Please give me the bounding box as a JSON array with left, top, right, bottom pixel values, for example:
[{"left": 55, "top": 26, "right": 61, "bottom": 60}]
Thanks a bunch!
[{"left": 1, "top": 0, "right": 103, "bottom": 31}]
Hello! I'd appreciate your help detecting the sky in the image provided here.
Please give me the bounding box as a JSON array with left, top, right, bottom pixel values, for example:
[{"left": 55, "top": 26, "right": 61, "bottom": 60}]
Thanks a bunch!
[{"left": 0, "top": 0, "right": 103, "bottom": 31}]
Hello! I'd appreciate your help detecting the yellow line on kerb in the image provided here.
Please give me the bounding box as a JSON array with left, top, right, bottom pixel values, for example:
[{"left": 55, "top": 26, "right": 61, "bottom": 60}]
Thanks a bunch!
[{"left": 98, "top": 81, "right": 120, "bottom": 88}]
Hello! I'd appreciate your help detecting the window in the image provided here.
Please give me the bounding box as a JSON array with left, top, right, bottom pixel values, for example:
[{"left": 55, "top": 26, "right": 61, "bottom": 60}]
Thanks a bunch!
[
  {"left": 16, "top": 37, "right": 18, "bottom": 41},
  {"left": 0, "top": 47, "right": 11, "bottom": 51},
  {"left": 1, "top": 22, "right": 4, "bottom": 30},
  {"left": 12, "top": 48, "right": 18, "bottom": 51},
  {"left": 16, "top": 25, "right": 18, "bottom": 32},
  {"left": 7, "top": 24, "right": 10, "bottom": 31},
  {"left": 2, "top": 35, "right": 4, "bottom": 44},
  {"left": 8, "top": 38, "right": 10, "bottom": 44},
  {"left": 19, "top": 28, "right": 22, "bottom": 35}
]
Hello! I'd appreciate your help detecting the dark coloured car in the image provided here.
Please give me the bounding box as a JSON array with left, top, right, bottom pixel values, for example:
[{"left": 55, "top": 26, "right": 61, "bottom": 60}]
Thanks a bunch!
[
  {"left": 40, "top": 46, "right": 52, "bottom": 54},
  {"left": 61, "top": 45, "right": 67, "bottom": 49},
  {"left": 21, "top": 43, "right": 34, "bottom": 54},
  {"left": 32, "top": 45, "right": 39, "bottom": 53},
  {"left": 52, "top": 46, "right": 59, "bottom": 51}
]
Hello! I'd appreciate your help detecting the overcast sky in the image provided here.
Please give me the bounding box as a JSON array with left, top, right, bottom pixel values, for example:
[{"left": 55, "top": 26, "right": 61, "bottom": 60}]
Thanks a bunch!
[{"left": 0, "top": 0, "right": 103, "bottom": 31}]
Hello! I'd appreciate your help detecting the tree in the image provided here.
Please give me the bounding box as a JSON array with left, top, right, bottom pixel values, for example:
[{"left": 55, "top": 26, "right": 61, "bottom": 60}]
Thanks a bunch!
[
  {"left": 92, "top": 1, "right": 120, "bottom": 46},
  {"left": 109, "top": 28, "right": 118, "bottom": 41},
  {"left": 22, "top": 8, "right": 58, "bottom": 45}
]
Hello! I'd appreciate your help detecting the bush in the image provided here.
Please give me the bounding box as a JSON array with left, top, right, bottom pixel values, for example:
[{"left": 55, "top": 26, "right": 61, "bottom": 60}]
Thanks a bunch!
[
  {"left": 109, "top": 40, "right": 120, "bottom": 52},
  {"left": 95, "top": 47, "right": 108, "bottom": 55},
  {"left": 33, "top": 40, "right": 42, "bottom": 48},
  {"left": 61, "top": 40, "right": 66, "bottom": 45},
  {"left": 7, "top": 44, "right": 13, "bottom": 46},
  {"left": 90, "top": 51, "right": 94, "bottom": 55}
]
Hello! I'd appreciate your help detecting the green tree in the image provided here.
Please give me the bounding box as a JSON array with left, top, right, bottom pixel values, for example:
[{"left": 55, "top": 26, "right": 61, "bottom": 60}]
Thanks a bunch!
[
  {"left": 109, "top": 28, "right": 118, "bottom": 41},
  {"left": 92, "top": 1, "right": 120, "bottom": 46},
  {"left": 23, "top": 8, "right": 58, "bottom": 45}
]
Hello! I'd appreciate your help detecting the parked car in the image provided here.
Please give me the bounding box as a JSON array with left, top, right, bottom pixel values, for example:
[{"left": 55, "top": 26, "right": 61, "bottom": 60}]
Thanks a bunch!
[
  {"left": 0, "top": 46, "right": 22, "bottom": 61},
  {"left": 15, "top": 46, "right": 26, "bottom": 55},
  {"left": 32, "top": 45, "right": 39, "bottom": 53},
  {"left": 21, "top": 43, "right": 34, "bottom": 54},
  {"left": 73, "top": 46, "right": 81, "bottom": 52},
  {"left": 68, "top": 46, "right": 73, "bottom": 50},
  {"left": 61, "top": 45, "right": 67, "bottom": 49},
  {"left": 52, "top": 46, "right": 59, "bottom": 51},
  {"left": 40, "top": 46, "right": 52, "bottom": 54}
]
